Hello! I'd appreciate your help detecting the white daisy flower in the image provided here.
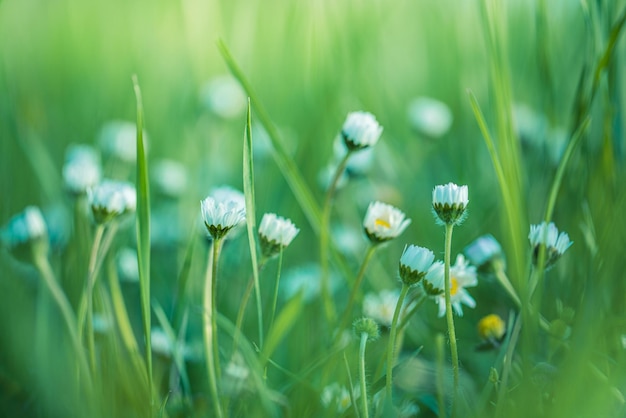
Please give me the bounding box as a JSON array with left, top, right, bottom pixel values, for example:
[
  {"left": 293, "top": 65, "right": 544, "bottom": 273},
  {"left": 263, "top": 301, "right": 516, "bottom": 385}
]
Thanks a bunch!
[
  {"left": 464, "top": 234, "right": 504, "bottom": 270},
  {"left": 62, "top": 144, "right": 102, "bottom": 195},
  {"left": 1, "top": 206, "right": 48, "bottom": 249},
  {"left": 363, "top": 201, "right": 411, "bottom": 244},
  {"left": 341, "top": 111, "right": 383, "bottom": 151},
  {"left": 432, "top": 183, "right": 469, "bottom": 225},
  {"left": 399, "top": 244, "right": 435, "bottom": 285},
  {"left": 200, "top": 196, "right": 246, "bottom": 240},
  {"left": 363, "top": 289, "right": 414, "bottom": 327},
  {"left": 88, "top": 180, "right": 136, "bottom": 224},
  {"left": 98, "top": 120, "right": 148, "bottom": 164},
  {"left": 258, "top": 213, "right": 299, "bottom": 258},
  {"left": 407, "top": 97, "right": 453, "bottom": 138},
  {"left": 321, "top": 383, "right": 358, "bottom": 414},
  {"left": 424, "top": 255, "right": 477, "bottom": 317},
  {"left": 529, "top": 221, "right": 572, "bottom": 268}
]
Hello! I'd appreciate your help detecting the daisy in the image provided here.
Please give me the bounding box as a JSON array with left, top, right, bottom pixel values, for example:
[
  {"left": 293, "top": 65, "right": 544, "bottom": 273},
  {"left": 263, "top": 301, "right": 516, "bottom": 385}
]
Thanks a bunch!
[
  {"left": 341, "top": 111, "right": 383, "bottom": 151},
  {"left": 363, "top": 201, "right": 411, "bottom": 244},
  {"left": 528, "top": 221, "right": 572, "bottom": 268},
  {"left": 432, "top": 182, "right": 469, "bottom": 226}
]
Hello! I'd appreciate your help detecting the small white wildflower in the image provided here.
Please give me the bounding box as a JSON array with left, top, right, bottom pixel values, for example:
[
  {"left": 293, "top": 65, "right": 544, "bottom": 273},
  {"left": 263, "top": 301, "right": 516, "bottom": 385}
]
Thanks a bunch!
[
  {"left": 407, "top": 97, "right": 452, "bottom": 138},
  {"left": 200, "top": 196, "right": 246, "bottom": 240},
  {"left": 363, "top": 289, "right": 404, "bottom": 327},
  {"left": 1, "top": 206, "right": 48, "bottom": 249},
  {"left": 200, "top": 75, "right": 247, "bottom": 119},
  {"left": 222, "top": 352, "right": 251, "bottom": 396},
  {"left": 427, "top": 255, "right": 477, "bottom": 317},
  {"left": 98, "top": 120, "right": 148, "bottom": 164},
  {"left": 464, "top": 234, "right": 504, "bottom": 270},
  {"left": 321, "top": 383, "right": 356, "bottom": 414},
  {"left": 363, "top": 201, "right": 411, "bottom": 244},
  {"left": 341, "top": 111, "right": 383, "bottom": 151},
  {"left": 399, "top": 244, "right": 435, "bottom": 286},
  {"left": 88, "top": 180, "right": 136, "bottom": 224},
  {"left": 152, "top": 159, "right": 188, "bottom": 198},
  {"left": 432, "top": 183, "right": 469, "bottom": 225},
  {"left": 62, "top": 144, "right": 102, "bottom": 195},
  {"left": 529, "top": 221, "right": 572, "bottom": 268},
  {"left": 258, "top": 213, "right": 299, "bottom": 258}
]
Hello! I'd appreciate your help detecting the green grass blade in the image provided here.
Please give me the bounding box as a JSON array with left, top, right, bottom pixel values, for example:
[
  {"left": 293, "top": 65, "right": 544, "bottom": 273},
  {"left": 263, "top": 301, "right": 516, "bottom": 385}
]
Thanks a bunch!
[
  {"left": 153, "top": 301, "right": 192, "bottom": 398},
  {"left": 217, "top": 39, "right": 321, "bottom": 233},
  {"left": 132, "top": 75, "right": 153, "bottom": 407},
  {"left": 243, "top": 99, "right": 264, "bottom": 348},
  {"left": 171, "top": 226, "right": 197, "bottom": 330},
  {"left": 468, "top": 91, "right": 525, "bottom": 295},
  {"left": 260, "top": 292, "right": 303, "bottom": 366}
]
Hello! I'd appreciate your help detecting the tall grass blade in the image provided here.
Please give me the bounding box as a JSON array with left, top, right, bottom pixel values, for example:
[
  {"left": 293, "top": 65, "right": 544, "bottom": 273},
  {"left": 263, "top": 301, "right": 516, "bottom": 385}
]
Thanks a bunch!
[
  {"left": 132, "top": 74, "right": 153, "bottom": 407},
  {"left": 243, "top": 99, "right": 264, "bottom": 348},
  {"left": 260, "top": 292, "right": 303, "bottom": 366}
]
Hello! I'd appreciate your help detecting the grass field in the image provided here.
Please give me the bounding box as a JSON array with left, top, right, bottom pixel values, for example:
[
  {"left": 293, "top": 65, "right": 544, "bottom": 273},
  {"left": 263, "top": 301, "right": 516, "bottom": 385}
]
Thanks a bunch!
[{"left": 1, "top": 0, "right": 626, "bottom": 417}]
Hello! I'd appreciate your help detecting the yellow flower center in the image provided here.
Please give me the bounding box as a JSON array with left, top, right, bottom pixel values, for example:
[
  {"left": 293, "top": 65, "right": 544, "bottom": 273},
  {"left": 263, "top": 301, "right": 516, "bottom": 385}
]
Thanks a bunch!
[
  {"left": 375, "top": 218, "right": 391, "bottom": 228},
  {"left": 451, "top": 277, "right": 459, "bottom": 296}
]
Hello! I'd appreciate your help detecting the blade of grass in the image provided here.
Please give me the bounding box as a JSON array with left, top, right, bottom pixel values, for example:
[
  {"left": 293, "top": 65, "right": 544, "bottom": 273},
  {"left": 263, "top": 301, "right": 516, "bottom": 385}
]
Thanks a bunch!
[
  {"left": 260, "top": 292, "right": 303, "bottom": 367},
  {"left": 153, "top": 301, "right": 192, "bottom": 398},
  {"left": 243, "top": 99, "right": 264, "bottom": 349},
  {"left": 132, "top": 74, "right": 153, "bottom": 409},
  {"left": 171, "top": 225, "right": 198, "bottom": 330}
]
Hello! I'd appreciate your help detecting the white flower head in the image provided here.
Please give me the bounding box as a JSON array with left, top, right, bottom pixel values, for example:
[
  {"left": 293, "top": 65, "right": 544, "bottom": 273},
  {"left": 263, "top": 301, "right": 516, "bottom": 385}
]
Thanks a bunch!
[
  {"left": 200, "top": 75, "right": 247, "bottom": 119},
  {"left": 426, "top": 255, "right": 477, "bottom": 317},
  {"left": 399, "top": 244, "right": 435, "bottom": 286},
  {"left": 407, "top": 97, "right": 453, "bottom": 138},
  {"left": 88, "top": 180, "right": 136, "bottom": 224},
  {"left": 1, "top": 206, "right": 48, "bottom": 249},
  {"left": 201, "top": 196, "right": 246, "bottom": 240},
  {"left": 321, "top": 383, "right": 357, "bottom": 414},
  {"left": 222, "top": 352, "right": 251, "bottom": 396},
  {"left": 98, "top": 120, "right": 149, "bottom": 164},
  {"left": 258, "top": 213, "right": 299, "bottom": 258},
  {"left": 363, "top": 201, "right": 411, "bottom": 244},
  {"left": 464, "top": 234, "right": 505, "bottom": 270},
  {"left": 62, "top": 144, "right": 102, "bottom": 195},
  {"left": 209, "top": 185, "right": 246, "bottom": 209},
  {"left": 363, "top": 289, "right": 414, "bottom": 327},
  {"left": 281, "top": 264, "right": 339, "bottom": 303},
  {"left": 341, "top": 111, "right": 383, "bottom": 151},
  {"left": 152, "top": 160, "right": 188, "bottom": 198},
  {"left": 529, "top": 222, "right": 572, "bottom": 269},
  {"left": 432, "top": 183, "right": 469, "bottom": 225}
]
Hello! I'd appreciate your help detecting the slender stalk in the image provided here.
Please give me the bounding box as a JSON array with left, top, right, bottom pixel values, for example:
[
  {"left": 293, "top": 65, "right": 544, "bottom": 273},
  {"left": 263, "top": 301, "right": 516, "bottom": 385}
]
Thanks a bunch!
[
  {"left": 337, "top": 245, "right": 377, "bottom": 334},
  {"left": 385, "top": 283, "right": 409, "bottom": 400},
  {"left": 32, "top": 250, "right": 92, "bottom": 391},
  {"left": 81, "top": 224, "right": 105, "bottom": 374},
  {"left": 268, "top": 248, "right": 284, "bottom": 332},
  {"left": 443, "top": 223, "right": 460, "bottom": 414},
  {"left": 233, "top": 258, "right": 267, "bottom": 355},
  {"left": 358, "top": 332, "right": 370, "bottom": 418},
  {"left": 203, "top": 238, "right": 224, "bottom": 418},
  {"left": 320, "top": 151, "right": 352, "bottom": 322},
  {"left": 435, "top": 333, "right": 446, "bottom": 418}
]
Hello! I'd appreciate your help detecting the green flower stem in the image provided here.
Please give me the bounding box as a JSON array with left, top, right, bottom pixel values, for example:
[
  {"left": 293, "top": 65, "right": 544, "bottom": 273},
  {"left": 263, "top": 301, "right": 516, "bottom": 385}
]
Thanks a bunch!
[
  {"left": 385, "top": 283, "right": 410, "bottom": 400},
  {"left": 337, "top": 245, "right": 377, "bottom": 335},
  {"left": 268, "top": 247, "right": 284, "bottom": 333},
  {"left": 444, "top": 223, "right": 460, "bottom": 413},
  {"left": 320, "top": 150, "right": 352, "bottom": 322},
  {"left": 398, "top": 293, "right": 427, "bottom": 330},
  {"left": 435, "top": 333, "right": 446, "bottom": 418},
  {"left": 203, "top": 238, "right": 224, "bottom": 418},
  {"left": 32, "top": 249, "right": 92, "bottom": 392},
  {"left": 80, "top": 223, "right": 105, "bottom": 374},
  {"left": 358, "top": 332, "right": 370, "bottom": 418}
]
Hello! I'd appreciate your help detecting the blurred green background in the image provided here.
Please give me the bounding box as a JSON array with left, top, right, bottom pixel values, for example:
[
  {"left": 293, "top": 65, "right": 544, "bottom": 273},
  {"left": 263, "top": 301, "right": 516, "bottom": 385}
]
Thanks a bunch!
[{"left": 1, "top": 0, "right": 626, "bottom": 417}]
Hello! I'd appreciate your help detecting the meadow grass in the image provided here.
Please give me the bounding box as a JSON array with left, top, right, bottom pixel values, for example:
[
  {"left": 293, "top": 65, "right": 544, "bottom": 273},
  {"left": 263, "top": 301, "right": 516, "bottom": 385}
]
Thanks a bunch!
[{"left": 1, "top": 1, "right": 626, "bottom": 417}]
